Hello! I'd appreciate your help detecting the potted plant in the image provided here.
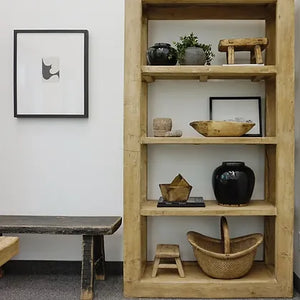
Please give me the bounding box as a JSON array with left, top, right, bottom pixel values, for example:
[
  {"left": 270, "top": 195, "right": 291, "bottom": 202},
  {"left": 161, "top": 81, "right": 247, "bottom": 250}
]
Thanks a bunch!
[{"left": 174, "top": 33, "right": 214, "bottom": 65}]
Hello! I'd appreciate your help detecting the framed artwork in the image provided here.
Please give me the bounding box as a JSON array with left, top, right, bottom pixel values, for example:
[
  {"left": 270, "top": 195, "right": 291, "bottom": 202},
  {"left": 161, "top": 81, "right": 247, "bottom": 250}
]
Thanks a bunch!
[
  {"left": 14, "top": 29, "right": 88, "bottom": 117},
  {"left": 209, "top": 96, "right": 262, "bottom": 137}
]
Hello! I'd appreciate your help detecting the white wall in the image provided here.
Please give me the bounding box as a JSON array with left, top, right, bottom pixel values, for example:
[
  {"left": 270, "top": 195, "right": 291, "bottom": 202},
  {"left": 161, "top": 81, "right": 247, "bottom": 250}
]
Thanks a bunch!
[
  {"left": 0, "top": 0, "right": 299, "bottom": 270},
  {"left": 0, "top": 0, "right": 124, "bottom": 260}
]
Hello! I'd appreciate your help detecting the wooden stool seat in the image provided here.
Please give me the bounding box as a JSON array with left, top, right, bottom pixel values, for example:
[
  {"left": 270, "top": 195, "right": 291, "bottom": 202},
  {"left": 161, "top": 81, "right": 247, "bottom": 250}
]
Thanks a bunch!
[
  {"left": 218, "top": 38, "right": 268, "bottom": 65},
  {"left": 0, "top": 237, "right": 19, "bottom": 267},
  {"left": 152, "top": 244, "right": 184, "bottom": 278}
]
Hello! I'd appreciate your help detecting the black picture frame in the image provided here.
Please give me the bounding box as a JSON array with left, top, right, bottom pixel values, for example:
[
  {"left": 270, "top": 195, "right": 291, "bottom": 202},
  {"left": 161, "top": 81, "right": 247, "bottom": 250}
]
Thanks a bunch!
[
  {"left": 14, "top": 29, "right": 89, "bottom": 118},
  {"left": 209, "top": 96, "right": 262, "bottom": 137}
]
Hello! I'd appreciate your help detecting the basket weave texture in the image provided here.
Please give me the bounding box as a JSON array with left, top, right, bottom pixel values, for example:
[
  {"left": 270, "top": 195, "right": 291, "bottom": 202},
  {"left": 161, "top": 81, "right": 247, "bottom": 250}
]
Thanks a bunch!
[{"left": 187, "top": 217, "right": 263, "bottom": 279}]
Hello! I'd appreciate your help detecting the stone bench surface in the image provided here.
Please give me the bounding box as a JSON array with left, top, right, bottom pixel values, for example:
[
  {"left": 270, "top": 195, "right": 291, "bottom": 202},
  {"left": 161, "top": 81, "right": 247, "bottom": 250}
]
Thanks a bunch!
[{"left": 0, "top": 215, "right": 122, "bottom": 235}]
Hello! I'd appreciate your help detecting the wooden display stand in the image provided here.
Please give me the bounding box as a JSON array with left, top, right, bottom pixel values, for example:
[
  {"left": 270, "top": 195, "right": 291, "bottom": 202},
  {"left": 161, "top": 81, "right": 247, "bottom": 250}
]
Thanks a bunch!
[
  {"left": 124, "top": 0, "right": 295, "bottom": 298},
  {"left": 152, "top": 244, "right": 184, "bottom": 278},
  {"left": 218, "top": 38, "right": 268, "bottom": 64},
  {"left": 0, "top": 236, "right": 19, "bottom": 267},
  {"left": 0, "top": 236, "right": 19, "bottom": 278}
]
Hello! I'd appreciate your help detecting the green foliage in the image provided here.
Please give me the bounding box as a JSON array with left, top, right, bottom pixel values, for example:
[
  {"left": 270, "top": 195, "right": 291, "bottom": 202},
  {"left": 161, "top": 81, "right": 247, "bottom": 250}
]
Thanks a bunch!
[{"left": 173, "top": 33, "right": 215, "bottom": 65}]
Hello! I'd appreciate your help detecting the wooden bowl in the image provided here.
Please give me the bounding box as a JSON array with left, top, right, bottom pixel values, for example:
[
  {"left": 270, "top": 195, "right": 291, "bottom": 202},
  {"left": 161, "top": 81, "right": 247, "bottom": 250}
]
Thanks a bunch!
[
  {"left": 159, "top": 184, "right": 192, "bottom": 202},
  {"left": 189, "top": 121, "right": 255, "bottom": 137}
]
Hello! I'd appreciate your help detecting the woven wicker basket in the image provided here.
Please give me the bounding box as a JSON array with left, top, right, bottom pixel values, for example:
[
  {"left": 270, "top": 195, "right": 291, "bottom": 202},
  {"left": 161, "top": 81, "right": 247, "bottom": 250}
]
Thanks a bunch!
[{"left": 187, "top": 217, "right": 263, "bottom": 279}]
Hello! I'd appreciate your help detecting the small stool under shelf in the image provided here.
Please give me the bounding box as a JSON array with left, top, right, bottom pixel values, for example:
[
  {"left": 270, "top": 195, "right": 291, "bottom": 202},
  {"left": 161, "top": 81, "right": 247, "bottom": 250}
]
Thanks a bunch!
[
  {"left": 152, "top": 244, "right": 185, "bottom": 278},
  {"left": 218, "top": 38, "right": 268, "bottom": 65}
]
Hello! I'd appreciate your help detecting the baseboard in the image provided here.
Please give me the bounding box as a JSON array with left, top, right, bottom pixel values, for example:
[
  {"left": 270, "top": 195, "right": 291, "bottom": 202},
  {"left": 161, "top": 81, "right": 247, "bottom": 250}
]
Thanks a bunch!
[
  {"left": 3, "top": 260, "right": 123, "bottom": 276},
  {"left": 294, "top": 272, "right": 300, "bottom": 293}
]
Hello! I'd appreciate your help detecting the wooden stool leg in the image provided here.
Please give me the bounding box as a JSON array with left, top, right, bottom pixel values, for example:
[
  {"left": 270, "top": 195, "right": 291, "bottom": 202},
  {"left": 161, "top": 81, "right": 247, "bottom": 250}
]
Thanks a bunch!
[
  {"left": 175, "top": 257, "right": 185, "bottom": 278},
  {"left": 250, "top": 49, "right": 256, "bottom": 64},
  {"left": 254, "top": 45, "right": 263, "bottom": 64},
  {"left": 81, "top": 235, "right": 94, "bottom": 300},
  {"left": 227, "top": 46, "right": 235, "bottom": 64},
  {"left": 94, "top": 235, "right": 106, "bottom": 280},
  {"left": 152, "top": 257, "right": 160, "bottom": 277}
]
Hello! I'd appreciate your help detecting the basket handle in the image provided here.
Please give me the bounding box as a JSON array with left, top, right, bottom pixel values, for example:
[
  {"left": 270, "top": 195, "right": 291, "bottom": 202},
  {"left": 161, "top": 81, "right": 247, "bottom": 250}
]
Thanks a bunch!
[{"left": 220, "top": 216, "right": 230, "bottom": 254}]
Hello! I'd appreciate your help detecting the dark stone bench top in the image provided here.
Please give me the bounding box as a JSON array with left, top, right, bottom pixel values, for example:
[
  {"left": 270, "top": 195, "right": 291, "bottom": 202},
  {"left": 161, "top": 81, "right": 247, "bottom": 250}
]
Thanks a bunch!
[{"left": 0, "top": 215, "right": 122, "bottom": 235}]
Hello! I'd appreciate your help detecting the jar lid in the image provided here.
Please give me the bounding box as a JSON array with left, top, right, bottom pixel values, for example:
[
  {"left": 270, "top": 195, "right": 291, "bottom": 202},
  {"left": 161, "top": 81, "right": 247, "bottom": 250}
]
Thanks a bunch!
[
  {"left": 222, "top": 162, "right": 245, "bottom": 167},
  {"left": 153, "top": 43, "right": 171, "bottom": 48}
]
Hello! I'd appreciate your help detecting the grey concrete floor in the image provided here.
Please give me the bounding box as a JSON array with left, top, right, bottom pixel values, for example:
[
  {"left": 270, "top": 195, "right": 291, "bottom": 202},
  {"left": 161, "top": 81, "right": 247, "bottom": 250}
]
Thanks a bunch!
[{"left": 0, "top": 273, "right": 299, "bottom": 300}]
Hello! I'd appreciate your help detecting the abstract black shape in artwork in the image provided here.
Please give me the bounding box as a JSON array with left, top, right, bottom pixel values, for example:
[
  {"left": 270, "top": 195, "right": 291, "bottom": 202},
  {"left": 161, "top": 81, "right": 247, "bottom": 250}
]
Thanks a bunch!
[{"left": 42, "top": 58, "right": 60, "bottom": 81}]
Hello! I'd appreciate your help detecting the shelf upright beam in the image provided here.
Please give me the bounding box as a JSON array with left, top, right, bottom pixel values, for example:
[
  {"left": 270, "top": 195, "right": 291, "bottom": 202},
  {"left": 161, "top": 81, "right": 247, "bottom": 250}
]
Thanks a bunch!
[
  {"left": 124, "top": 0, "right": 145, "bottom": 290},
  {"left": 264, "top": 0, "right": 276, "bottom": 268},
  {"left": 274, "top": 0, "right": 295, "bottom": 296},
  {"left": 140, "top": 8, "right": 149, "bottom": 284}
]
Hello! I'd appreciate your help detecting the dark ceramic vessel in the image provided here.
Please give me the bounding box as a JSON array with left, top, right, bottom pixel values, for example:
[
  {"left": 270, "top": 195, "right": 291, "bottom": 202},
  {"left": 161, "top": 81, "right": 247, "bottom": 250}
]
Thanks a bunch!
[
  {"left": 212, "top": 162, "right": 255, "bottom": 206},
  {"left": 147, "top": 43, "right": 177, "bottom": 65}
]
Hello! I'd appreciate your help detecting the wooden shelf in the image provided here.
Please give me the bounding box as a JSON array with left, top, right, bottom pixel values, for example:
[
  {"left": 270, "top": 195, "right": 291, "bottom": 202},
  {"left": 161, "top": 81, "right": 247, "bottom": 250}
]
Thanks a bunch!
[
  {"left": 143, "top": 1, "right": 276, "bottom": 21},
  {"left": 141, "top": 200, "right": 276, "bottom": 216},
  {"left": 142, "top": 65, "right": 276, "bottom": 82},
  {"left": 141, "top": 137, "right": 277, "bottom": 145},
  {"left": 143, "top": 0, "right": 276, "bottom": 4},
  {"left": 125, "top": 262, "right": 279, "bottom": 298}
]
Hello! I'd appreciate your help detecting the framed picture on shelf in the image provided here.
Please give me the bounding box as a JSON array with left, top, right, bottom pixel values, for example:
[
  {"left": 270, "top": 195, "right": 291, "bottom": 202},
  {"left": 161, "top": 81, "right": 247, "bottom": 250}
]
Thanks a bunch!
[
  {"left": 14, "top": 29, "right": 89, "bottom": 118},
  {"left": 209, "top": 96, "right": 262, "bottom": 137}
]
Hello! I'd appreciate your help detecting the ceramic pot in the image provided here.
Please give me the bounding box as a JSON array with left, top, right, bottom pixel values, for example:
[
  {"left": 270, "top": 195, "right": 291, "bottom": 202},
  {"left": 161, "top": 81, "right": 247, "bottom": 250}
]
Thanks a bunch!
[
  {"left": 153, "top": 118, "right": 172, "bottom": 131},
  {"left": 147, "top": 43, "right": 177, "bottom": 65},
  {"left": 212, "top": 162, "right": 255, "bottom": 206},
  {"left": 153, "top": 118, "right": 172, "bottom": 137},
  {"left": 181, "top": 47, "right": 206, "bottom": 65}
]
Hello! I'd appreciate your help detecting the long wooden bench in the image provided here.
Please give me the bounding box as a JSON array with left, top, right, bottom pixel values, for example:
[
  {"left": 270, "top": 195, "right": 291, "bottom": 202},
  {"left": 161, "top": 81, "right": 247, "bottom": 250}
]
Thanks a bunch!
[
  {"left": 0, "top": 215, "right": 122, "bottom": 300},
  {"left": 0, "top": 236, "right": 19, "bottom": 270}
]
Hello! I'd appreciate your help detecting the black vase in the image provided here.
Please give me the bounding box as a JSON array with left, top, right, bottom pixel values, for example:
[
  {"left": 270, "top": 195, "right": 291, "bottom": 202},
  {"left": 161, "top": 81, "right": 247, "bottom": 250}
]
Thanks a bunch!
[
  {"left": 212, "top": 162, "right": 255, "bottom": 206},
  {"left": 147, "top": 43, "right": 177, "bottom": 65}
]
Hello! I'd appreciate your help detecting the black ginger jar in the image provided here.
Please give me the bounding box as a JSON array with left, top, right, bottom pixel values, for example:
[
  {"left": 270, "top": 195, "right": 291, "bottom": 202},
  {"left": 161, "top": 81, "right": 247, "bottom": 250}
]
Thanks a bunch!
[
  {"left": 212, "top": 162, "right": 255, "bottom": 206},
  {"left": 147, "top": 43, "right": 177, "bottom": 65}
]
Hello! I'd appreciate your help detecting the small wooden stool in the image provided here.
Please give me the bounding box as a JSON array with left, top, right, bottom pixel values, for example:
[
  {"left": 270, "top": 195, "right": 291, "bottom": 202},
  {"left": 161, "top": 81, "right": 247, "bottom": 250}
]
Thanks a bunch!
[
  {"left": 152, "top": 244, "right": 184, "bottom": 278},
  {"left": 218, "top": 38, "right": 268, "bottom": 64}
]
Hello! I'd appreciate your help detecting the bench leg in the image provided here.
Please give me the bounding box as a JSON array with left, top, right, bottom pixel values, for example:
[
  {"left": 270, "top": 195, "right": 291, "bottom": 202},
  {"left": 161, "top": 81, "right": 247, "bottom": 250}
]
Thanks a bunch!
[
  {"left": 94, "top": 235, "right": 106, "bottom": 280},
  {"left": 81, "top": 235, "right": 94, "bottom": 300}
]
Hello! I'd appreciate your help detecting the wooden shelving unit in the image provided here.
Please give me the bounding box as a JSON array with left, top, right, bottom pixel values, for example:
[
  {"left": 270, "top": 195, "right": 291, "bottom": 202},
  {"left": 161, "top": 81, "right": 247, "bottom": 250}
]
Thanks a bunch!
[{"left": 124, "top": 0, "right": 295, "bottom": 298}]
